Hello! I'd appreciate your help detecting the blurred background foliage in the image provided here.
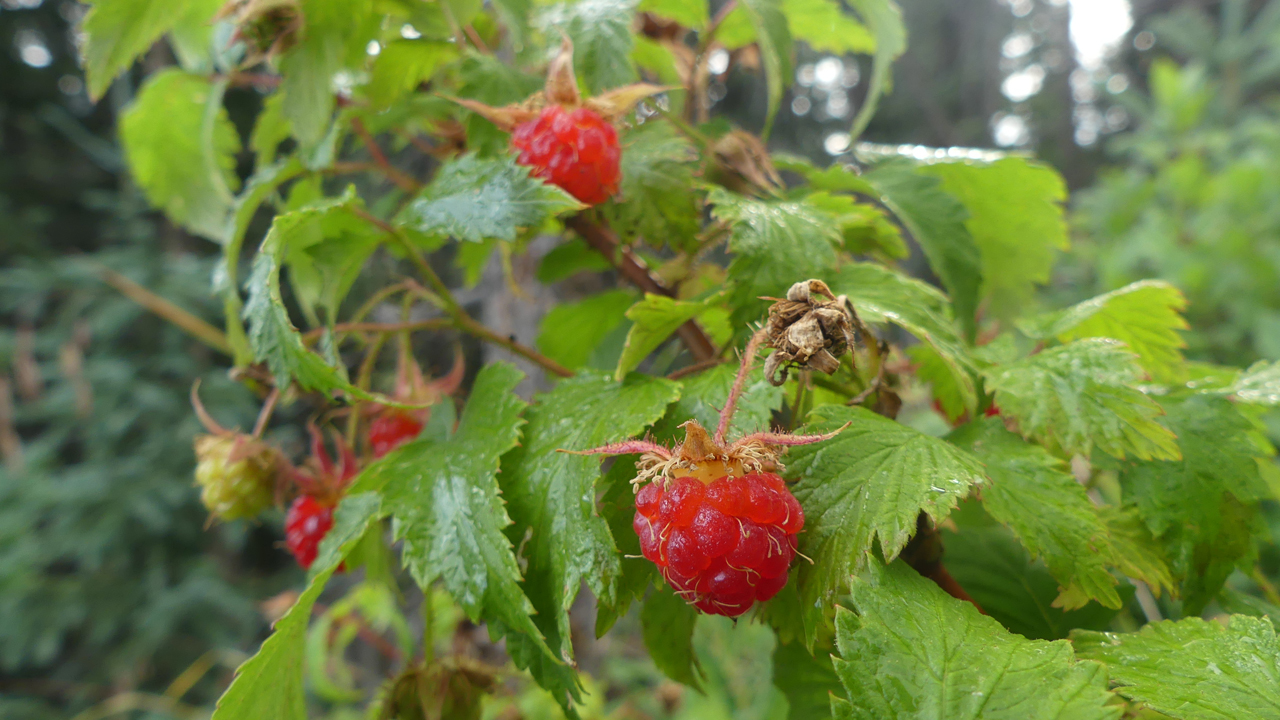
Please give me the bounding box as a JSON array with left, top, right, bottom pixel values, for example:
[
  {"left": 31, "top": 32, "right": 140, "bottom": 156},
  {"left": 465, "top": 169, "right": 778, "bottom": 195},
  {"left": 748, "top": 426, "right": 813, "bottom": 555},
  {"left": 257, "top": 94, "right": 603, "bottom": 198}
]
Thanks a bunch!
[{"left": 3, "top": 0, "right": 1280, "bottom": 717}]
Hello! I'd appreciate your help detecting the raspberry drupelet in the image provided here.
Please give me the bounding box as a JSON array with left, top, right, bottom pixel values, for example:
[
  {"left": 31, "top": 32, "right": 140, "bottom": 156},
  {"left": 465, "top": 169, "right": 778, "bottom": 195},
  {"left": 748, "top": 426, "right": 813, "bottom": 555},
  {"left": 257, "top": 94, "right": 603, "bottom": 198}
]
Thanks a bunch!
[{"left": 511, "top": 106, "right": 620, "bottom": 205}]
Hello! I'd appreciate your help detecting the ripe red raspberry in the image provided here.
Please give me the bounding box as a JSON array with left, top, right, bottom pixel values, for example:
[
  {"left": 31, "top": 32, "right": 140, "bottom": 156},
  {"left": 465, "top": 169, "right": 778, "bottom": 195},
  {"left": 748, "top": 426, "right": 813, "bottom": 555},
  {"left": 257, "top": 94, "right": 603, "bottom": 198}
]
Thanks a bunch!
[
  {"left": 634, "top": 465, "right": 803, "bottom": 617},
  {"left": 510, "top": 105, "right": 620, "bottom": 205},
  {"left": 368, "top": 410, "right": 424, "bottom": 459},
  {"left": 285, "top": 495, "right": 334, "bottom": 570}
]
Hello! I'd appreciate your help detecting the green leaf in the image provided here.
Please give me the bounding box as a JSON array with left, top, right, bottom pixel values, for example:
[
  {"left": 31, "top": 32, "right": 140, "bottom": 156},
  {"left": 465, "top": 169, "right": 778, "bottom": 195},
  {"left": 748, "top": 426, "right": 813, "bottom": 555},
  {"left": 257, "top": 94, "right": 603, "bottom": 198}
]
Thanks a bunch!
[
  {"left": 366, "top": 40, "right": 457, "bottom": 109},
  {"left": 983, "top": 339, "right": 1180, "bottom": 461},
  {"left": 862, "top": 159, "right": 981, "bottom": 340},
  {"left": 827, "top": 262, "right": 976, "bottom": 417},
  {"left": 711, "top": 188, "right": 842, "bottom": 314},
  {"left": 656, "top": 362, "right": 784, "bottom": 442},
  {"left": 537, "top": 290, "right": 636, "bottom": 371},
  {"left": 1098, "top": 506, "right": 1175, "bottom": 599},
  {"left": 908, "top": 344, "right": 969, "bottom": 422},
  {"left": 950, "top": 419, "right": 1122, "bottom": 609},
  {"left": 167, "top": 0, "right": 226, "bottom": 73},
  {"left": 740, "top": 0, "right": 793, "bottom": 137},
  {"left": 783, "top": 0, "right": 874, "bottom": 55},
  {"left": 615, "top": 294, "right": 708, "bottom": 381},
  {"left": 396, "top": 154, "right": 582, "bottom": 243},
  {"left": 120, "top": 70, "right": 240, "bottom": 242},
  {"left": 804, "top": 191, "right": 908, "bottom": 260},
  {"left": 920, "top": 158, "right": 1069, "bottom": 320},
  {"left": 1019, "top": 280, "right": 1189, "bottom": 384},
  {"left": 250, "top": 93, "right": 292, "bottom": 170},
  {"left": 1114, "top": 395, "right": 1272, "bottom": 612},
  {"left": 942, "top": 513, "right": 1124, "bottom": 642},
  {"left": 242, "top": 195, "right": 393, "bottom": 403},
  {"left": 278, "top": 0, "right": 376, "bottom": 146},
  {"left": 81, "top": 0, "right": 208, "bottom": 99},
  {"left": 536, "top": 238, "right": 614, "bottom": 283},
  {"left": 537, "top": 0, "right": 638, "bottom": 93},
  {"left": 832, "top": 561, "right": 1120, "bottom": 720},
  {"left": 846, "top": 0, "right": 906, "bottom": 140},
  {"left": 786, "top": 405, "right": 986, "bottom": 645},
  {"left": 594, "top": 455, "right": 657, "bottom": 636},
  {"left": 491, "top": 0, "right": 533, "bottom": 50},
  {"left": 604, "top": 122, "right": 701, "bottom": 249},
  {"left": 361, "top": 364, "right": 567, "bottom": 689},
  {"left": 210, "top": 498, "right": 376, "bottom": 720},
  {"left": 1073, "top": 615, "right": 1280, "bottom": 720},
  {"left": 773, "top": 641, "right": 842, "bottom": 720},
  {"left": 1219, "top": 360, "right": 1280, "bottom": 405},
  {"left": 280, "top": 198, "right": 382, "bottom": 325},
  {"left": 498, "top": 372, "right": 680, "bottom": 701},
  {"left": 642, "top": 586, "right": 703, "bottom": 689},
  {"left": 637, "top": 0, "right": 708, "bottom": 29}
]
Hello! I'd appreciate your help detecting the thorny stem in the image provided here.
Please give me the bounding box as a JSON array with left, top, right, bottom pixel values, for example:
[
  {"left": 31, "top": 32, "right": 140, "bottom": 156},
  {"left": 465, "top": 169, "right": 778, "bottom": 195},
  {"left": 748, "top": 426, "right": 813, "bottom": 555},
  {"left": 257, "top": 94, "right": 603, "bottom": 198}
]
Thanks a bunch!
[
  {"left": 715, "top": 328, "right": 767, "bottom": 445},
  {"left": 564, "top": 213, "right": 718, "bottom": 362}
]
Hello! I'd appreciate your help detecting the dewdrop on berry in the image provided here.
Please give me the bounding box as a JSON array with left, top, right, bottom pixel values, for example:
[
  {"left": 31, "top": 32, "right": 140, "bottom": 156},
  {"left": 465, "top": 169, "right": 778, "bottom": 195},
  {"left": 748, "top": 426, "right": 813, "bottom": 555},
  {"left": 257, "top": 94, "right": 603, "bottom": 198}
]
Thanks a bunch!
[{"left": 565, "top": 331, "right": 847, "bottom": 617}]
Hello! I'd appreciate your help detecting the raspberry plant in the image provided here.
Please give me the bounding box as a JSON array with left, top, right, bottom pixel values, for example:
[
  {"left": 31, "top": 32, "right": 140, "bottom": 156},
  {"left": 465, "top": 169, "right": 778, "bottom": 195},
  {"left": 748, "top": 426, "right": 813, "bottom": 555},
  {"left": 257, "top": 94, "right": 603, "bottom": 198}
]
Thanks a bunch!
[{"left": 80, "top": 0, "right": 1280, "bottom": 717}]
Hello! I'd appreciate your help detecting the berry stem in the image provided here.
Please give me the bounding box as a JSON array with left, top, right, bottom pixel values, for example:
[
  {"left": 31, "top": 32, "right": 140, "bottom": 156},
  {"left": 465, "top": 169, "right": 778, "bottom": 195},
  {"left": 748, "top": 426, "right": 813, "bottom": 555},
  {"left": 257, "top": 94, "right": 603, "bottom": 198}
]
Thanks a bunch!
[
  {"left": 715, "top": 329, "right": 768, "bottom": 445},
  {"left": 564, "top": 213, "right": 718, "bottom": 362},
  {"left": 251, "top": 387, "right": 280, "bottom": 439}
]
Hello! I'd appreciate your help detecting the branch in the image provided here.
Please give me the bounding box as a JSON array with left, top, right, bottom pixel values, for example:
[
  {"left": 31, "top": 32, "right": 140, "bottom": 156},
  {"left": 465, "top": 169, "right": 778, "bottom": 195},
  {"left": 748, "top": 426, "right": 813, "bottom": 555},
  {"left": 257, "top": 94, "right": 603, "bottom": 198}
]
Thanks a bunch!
[
  {"left": 348, "top": 208, "right": 575, "bottom": 378},
  {"left": 97, "top": 266, "right": 233, "bottom": 355},
  {"left": 303, "top": 319, "right": 453, "bottom": 344},
  {"left": 350, "top": 117, "right": 424, "bottom": 193},
  {"left": 563, "top": 213, "right": 718, "bottom": 362}
]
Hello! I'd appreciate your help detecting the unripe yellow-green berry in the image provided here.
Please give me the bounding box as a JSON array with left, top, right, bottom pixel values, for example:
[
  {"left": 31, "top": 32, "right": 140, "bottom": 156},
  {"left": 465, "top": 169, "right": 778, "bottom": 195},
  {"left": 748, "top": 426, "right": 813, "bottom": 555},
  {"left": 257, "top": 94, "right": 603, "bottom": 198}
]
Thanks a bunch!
[{"left": 194, "top": 434, "right": 276, "bottom": 521}]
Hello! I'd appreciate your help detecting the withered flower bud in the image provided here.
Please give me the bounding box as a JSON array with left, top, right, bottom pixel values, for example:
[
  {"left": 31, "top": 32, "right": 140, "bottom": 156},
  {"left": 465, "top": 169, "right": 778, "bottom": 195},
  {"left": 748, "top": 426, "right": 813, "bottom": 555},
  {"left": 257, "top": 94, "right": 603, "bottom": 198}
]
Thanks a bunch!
[{"left": 763, "top": 279, "right": 857, "bottom": 386}]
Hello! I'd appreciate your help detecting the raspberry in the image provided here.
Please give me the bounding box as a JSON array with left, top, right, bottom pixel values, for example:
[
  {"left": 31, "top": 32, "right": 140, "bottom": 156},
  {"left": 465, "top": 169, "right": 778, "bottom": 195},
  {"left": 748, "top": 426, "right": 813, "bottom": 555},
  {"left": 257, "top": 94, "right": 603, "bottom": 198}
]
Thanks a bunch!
[
  {"left": 285, "top": 495, "right": 335, "bottom": 570},
  {"left": 510, "top": 105, "right": 620, "bottom": 205},
  {"left": 637, "top": 468, "right": 804, "bottom": 617},
  {"left": 193, "top": 434, "right": 277, "bottom": 521},
  {"left": 368, "top": 410, "right": 424, "bottom": 458}
]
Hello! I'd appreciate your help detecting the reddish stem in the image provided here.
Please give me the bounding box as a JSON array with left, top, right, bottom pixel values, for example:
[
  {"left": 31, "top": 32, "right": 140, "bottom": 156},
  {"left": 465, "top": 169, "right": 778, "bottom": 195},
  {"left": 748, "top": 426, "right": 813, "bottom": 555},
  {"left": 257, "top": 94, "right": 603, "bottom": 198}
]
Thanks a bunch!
[
  {"left": 563, "top": 214, "right": 717, "bottom": 363},
  {"left": 715, "top": 329, "right": 767, "bottom": 444}
]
